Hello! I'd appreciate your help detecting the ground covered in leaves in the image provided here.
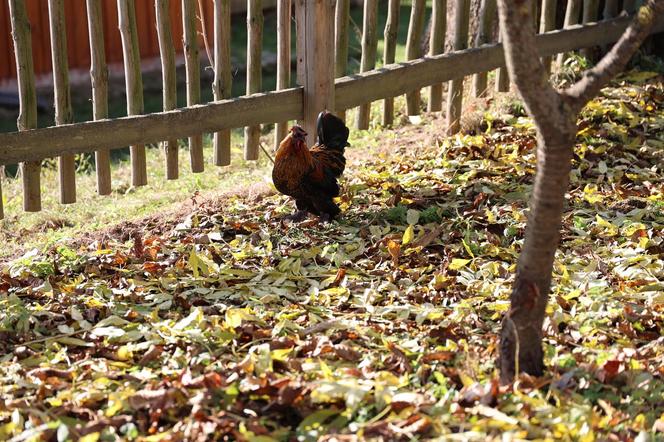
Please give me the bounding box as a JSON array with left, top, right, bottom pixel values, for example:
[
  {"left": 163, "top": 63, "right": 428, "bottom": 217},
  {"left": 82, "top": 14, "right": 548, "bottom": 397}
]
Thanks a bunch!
[{"left": 1, "top": 73, "right": 663, "bottom": 441}]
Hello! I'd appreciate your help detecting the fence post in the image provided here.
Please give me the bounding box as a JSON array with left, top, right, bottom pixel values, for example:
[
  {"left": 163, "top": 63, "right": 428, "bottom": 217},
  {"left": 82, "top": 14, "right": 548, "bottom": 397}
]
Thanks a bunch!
[
  {"left": 472, "top": 0, "right": 495, "bottom": 97},
  {"left": 48, "top": 0, "right": 76, "bottom": 204},
  {"left": 382, "top": 0, "right": 400, "bottom": 126},
  {"left": 156, "top": 0, "right": 179, "bottom": 179},
  {"left": 9, "top": 0, "right": 41, "bottom": 212},
  {"left": 334, "top": 0, "right": 350, "bottom": 122},
  {"left": 117, "top": 0, "right": 147, "bottom": 186},
  {"left": 296, "top": 0, "right": 335, "bottom": 146},
  {"left": 405, "top": 0, "right": 426, "bottom": 116},
  {"left": 427, "top": 0, "right": 446, "bottom": 112},
  {"left": 446, "top": 0, "right": 470, "bottom": 135},
  {"left": 86, "top": 0, "right": 111, "bottom": 194},
  {"left": 274, "top": 0, "right": 291, "bottom": 150},
  {"left": 182, "top": 0, "right": 204, "bottom": 171},
  {"left": 245, "top": 0, "right": 263, "bottom": 159},
  {"left": 556, "top": 0, "right": 581, "bottom": 68},
  {"left": 356, "top": 0, "right": 378, "bottom": 130}
]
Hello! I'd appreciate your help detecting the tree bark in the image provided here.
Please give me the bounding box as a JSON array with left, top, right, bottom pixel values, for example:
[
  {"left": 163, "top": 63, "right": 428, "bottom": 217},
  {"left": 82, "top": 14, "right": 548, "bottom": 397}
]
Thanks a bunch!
[{"left": 497, "top": 0, "right": 664, "bottom": 383}]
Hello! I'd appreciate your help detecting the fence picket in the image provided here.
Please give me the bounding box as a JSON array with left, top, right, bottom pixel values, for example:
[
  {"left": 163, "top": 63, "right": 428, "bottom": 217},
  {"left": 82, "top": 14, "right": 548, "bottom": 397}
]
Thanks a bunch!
[
  {"left": 156, "top": 0, "right": 179, "bottom": 179},
  {"left": 446, "top": 0, "right": 470, "bottom": 135},
  {"left": 9, "top": 0, "right": 41, "bottom": 212},
  {"left": 382, "top": 0, "right": 400, "bottom": 126},
  {"left": 556, "top": 0, "right": 581, "bottom": 67},
  {"left": 472, "top": 0, "right": 495, "bottom": 97},
  {"left": 405, "top": 0, "right": 426, "bottom": 116},
  {"left": 274, "top": 0, "right": 291, "bottom": 150},
  {"left": 86, "top": 0, "right": 111, "bottom": 194},
  {"left": 118, "top": 0, "right": 147, "bottom": 186},
  {"left": 182, "top": 0, "right": 204, "bottom": 172},
  {"left": 213, "top": 0, "right": 232, "bottom": 166},
  {"left": 334, "top": 0, "right": 350, "bottom": 121},
  {"left": 245, "top": 0, "right": 263, "bottom": 160},
  {"left": 357, "top": 0, "right": 378, "bottom": 130},
  {"left": 48, "top": 0, "right": 76, "bottom": 204},
  {"left": 427, "top": 0, "right": 446, "bottom": 112},
  {"left": 495, "top": 32, "right": 510, "bottom": 92},
  {"left": 581, "top": 0, "right": 599, "bottom": 59},
  {"left": 539, "top": 0, "right": 557, "bottom": 73}
]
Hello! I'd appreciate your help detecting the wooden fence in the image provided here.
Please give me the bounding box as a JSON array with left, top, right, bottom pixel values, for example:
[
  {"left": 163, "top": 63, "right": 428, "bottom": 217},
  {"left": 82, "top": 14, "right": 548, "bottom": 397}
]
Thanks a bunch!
[
  {"left": 0, "top": 0, "right": 662, "bottom": 220},
  {"left": 0, "top": 0, "right": 274, "bottom": 82}
]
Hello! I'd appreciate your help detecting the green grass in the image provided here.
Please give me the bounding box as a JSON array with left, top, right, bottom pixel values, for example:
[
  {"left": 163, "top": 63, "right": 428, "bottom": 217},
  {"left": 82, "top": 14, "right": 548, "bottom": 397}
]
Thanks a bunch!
[{"left": 0, "top": 130, "right": 274, "bottom": 259}]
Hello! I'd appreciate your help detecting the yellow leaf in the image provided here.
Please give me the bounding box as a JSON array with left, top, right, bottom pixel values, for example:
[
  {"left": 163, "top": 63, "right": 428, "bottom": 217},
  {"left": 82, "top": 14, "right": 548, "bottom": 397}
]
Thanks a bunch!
[
  {"left": 449, "top": 258, "right": 471, "bottom": 270},
  {"left": 403, "top": 225, "right": 415, "bottom": 245},
  {"left": 79, "top": 433, "right": 100, "bottom": 442}
]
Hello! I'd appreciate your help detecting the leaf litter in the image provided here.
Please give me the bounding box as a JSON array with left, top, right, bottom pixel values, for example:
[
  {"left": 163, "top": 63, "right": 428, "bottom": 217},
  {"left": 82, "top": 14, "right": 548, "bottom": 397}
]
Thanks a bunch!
[{"left": 1, "top": 73, "right": 663, "bottom": 441}]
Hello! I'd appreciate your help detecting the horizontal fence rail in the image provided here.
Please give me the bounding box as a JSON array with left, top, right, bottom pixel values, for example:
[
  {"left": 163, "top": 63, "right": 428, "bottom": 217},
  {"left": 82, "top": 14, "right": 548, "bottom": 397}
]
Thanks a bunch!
[{"left": 2, "top": 14, "right": 662, "bottom": 166}]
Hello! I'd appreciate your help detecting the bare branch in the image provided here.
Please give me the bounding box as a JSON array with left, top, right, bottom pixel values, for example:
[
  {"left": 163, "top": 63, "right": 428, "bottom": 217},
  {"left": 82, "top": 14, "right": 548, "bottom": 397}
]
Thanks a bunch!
[
  {"left": 197, "top": 0, "right": 214, "bottom": 69},
  {"left": 496, "top": 0, "right": 566, "bottom": 128},
  {"left": 563, "top": 0, "right": 664, "bottom": 112}
]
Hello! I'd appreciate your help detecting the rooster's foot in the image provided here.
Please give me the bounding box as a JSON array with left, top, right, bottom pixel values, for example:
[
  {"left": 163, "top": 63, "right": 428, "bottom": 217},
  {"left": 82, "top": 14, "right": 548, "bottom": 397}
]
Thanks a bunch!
[
  {"left": 319, "top": 213, "right": 333, "bottom": 223},
  {"left": 284, "top": 210, "right": 308, "bottom": 222}
]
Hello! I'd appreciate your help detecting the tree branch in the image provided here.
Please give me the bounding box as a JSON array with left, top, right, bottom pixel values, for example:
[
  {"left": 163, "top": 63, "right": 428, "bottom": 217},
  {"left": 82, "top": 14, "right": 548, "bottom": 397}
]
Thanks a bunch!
[
  {"left": 563, "top": 0, "right": 664, "bottom": 112},
  {"left": 496, "top": 0, "right": 567, "bottom": 128}
]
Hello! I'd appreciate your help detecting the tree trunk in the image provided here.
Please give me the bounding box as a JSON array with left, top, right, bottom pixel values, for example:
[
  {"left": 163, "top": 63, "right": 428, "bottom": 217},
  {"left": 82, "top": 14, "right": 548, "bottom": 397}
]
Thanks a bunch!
[{"left": 496, "top": 0, "right": 664, "bottom": 383}]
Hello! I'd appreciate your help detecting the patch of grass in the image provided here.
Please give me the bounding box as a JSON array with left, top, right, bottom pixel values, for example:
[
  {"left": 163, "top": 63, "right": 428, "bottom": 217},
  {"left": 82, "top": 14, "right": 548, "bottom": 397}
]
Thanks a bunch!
[{"left": 0, "top": 130, "right": 274, "bottom": 259}]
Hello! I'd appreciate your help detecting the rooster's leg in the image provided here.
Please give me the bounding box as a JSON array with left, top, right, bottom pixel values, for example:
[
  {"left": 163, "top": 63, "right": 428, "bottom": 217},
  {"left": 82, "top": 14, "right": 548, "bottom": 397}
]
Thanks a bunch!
[{"left": 313, "top": 199, "right": 341, "bottom": 222}]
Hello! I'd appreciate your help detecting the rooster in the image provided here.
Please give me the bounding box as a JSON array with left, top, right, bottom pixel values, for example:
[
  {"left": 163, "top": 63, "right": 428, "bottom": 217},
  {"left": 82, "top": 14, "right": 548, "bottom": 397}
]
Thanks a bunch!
[{"left": 272, "top": 111, "right": 350, "bottom": 222}]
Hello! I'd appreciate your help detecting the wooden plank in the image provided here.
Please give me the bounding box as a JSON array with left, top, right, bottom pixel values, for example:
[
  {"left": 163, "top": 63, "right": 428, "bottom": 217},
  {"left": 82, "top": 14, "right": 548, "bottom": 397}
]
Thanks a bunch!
[
  {"left": 9, "top": 0, "right": 41, "bottom": 212},
  {"left": 245, "top": 0, "right": 263, "bottom": 160},
  {"left": 0, "top": 88, "right": 303, "bottom": 165},
  {"left": 356, "top": 0, "right": 378, "bottom": 129},
  {"left": 601, "top": 0, "right": 619, "bottom": 53},
  {"left": 182, "top": 0, "right": 204, "bottom": 172},
  {"left": 48, "top": 0, "right": 76, "bottom": 204},
  {"left": 86, "top": 0, "right": 111, "bottom": 195},
  {"left": 427, "top": 0, "right": 446, "bottom": 112},
  {"left": 539, "top": 0, "right": 557, "bottom": 73},
  {"left": 334, "top": 0, "right": 350, "bottom": 121},
  {"left": 117, "top": 0, "right": 147, "bottom": 186},
  {"left": 446, "top": 0, "right": 470, "bottom": 135},
  {"left": 556, "top": 0, "right": 582, "bottom": 67},
  {"left": 274, "top": 0, "right": 291, "bottom": 150},
  {"left": 296, "top": 0, "right": 335, "bottom": 146},
  {"left": 382, "top": 0, "right": 400, "bottom": 126},
  {"left": 3, "top": 14, "right": 662, "bottom": 166},
  {"left": 472, "top": 0, "right": 495, "bottom": 97},
  {"left": 156, "top": 0, "right": 179, "bottom": 180},
  {"left": 405, "top": 0, "right": 426, "bottom": 116},
  {"left": 213, "top": 0, "right": 232, "bottom": 166},
  {"left": 581, "top": 0, "right": 599, "bottom": 59}
]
